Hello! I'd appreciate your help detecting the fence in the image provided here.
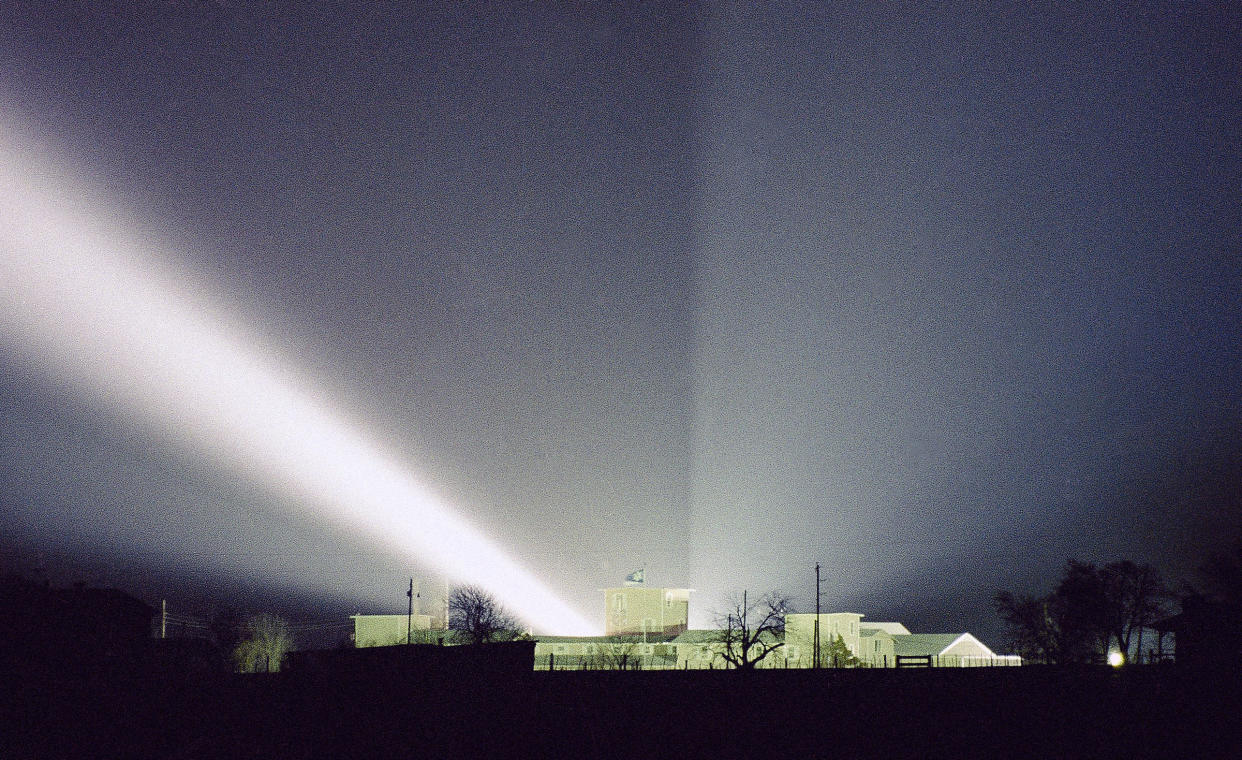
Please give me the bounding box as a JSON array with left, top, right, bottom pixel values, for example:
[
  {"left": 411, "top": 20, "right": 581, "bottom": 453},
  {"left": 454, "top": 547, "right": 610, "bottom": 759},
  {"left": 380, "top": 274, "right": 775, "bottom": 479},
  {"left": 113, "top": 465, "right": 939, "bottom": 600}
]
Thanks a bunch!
[{"left": 534, "top": 651, "right": 1024, "bottom": 671}]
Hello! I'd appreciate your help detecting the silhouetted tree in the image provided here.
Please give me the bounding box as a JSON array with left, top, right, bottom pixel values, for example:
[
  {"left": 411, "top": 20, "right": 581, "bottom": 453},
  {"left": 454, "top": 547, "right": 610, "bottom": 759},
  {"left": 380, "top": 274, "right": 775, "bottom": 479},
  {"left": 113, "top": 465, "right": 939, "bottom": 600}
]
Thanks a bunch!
[
  {"left": 1054, "top": 560, "right": 1113, "bottom": 658},
  {"left": 1099, "top": 560, "right": 1168, "bottom": 661},
  {"left": 594, "top": 636, "right": 641, "bottom": 670},
  {"left": 993, "top": 590, "right": 1084, "bottom": 664},
  {"left": 448, "top": 585, "right": 519, "bottom": 644},
  {"left": 996, "top": 559, "right": 1168, "bottom": 664},
  {"left": 232, "top": 613, "right": 293, "bottom": 672},
  {"left": 714, "top": 591, "right": 789, "bottom": 669}
]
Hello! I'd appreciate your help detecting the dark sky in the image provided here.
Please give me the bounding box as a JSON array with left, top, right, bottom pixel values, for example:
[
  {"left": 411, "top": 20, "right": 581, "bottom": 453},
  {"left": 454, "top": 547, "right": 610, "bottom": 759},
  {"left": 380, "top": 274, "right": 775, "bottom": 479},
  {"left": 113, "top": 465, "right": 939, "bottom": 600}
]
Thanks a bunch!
[{"left": 1, "top": 2, "right": 1239, "bottom": 643}]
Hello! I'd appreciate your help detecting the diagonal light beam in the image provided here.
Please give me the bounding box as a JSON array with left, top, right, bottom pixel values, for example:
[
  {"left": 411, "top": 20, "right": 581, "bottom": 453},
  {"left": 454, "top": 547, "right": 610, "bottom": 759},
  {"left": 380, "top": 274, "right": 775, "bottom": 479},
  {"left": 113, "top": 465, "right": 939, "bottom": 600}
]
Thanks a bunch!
[{"left": 0, "top": 123, "right": 595, "bottom": 635}]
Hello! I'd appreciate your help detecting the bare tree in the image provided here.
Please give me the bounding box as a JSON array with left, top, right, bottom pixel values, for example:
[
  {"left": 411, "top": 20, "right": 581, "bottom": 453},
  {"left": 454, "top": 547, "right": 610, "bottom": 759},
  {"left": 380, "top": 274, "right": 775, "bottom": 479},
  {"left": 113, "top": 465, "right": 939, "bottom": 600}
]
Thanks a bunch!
[
  {"left": 596, "top": 636, "right": 642, "bottom": 670},
  {"left": 1055, "top": 559, "right": 1114, "bottom": 659},
  {"left": 714, "top": 591, "right": 790, "bottom": 669},
  {"left": 994, "top": 591, "right": 1069, "bottom": 664},
  {"left": 995, "top": 558, "right": 1169, "bottom": 664},
  {"left": 232, "top": 613, "right": 294, "bottom": 673},
  {"left": 1099, "top": 560, "right": 1168, "bottom": 661},
  {"left": 448, "top": 585, "right": 519, "bottom": 644}
]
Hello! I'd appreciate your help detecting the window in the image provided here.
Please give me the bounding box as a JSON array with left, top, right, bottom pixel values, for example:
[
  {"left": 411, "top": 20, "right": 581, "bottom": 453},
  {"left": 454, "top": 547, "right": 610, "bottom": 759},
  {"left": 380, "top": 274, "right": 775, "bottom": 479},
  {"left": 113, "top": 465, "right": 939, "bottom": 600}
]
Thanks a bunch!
[{"left": 613, "top": 593, "right": 626, "bottom": 613}]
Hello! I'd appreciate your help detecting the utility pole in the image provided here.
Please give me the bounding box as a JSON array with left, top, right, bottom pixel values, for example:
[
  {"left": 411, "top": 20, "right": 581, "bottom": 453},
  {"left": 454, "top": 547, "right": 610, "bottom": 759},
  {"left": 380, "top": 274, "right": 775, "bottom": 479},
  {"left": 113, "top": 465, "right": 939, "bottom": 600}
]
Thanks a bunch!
[
  {"left": 161, "top": 599, "right": 167, "bottom": 640},
  {"left": 406, "top": 578, "right": 414, "bottom": 645},
  {"left": 814, "top": 563, "right": 821, "bottom": 669},
  {"left": 442, "top": 579, "right": 450, "bottom": 631}
]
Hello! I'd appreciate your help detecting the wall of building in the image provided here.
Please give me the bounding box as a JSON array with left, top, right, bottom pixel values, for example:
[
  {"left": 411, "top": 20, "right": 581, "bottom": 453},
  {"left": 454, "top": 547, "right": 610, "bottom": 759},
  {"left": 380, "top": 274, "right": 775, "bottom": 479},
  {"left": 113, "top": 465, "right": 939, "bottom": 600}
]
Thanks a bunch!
[
  {"left": 535, "top": 637, "right": 681, "bottom": 670},
  {"left": 785, "top": 613, "right": 863, "bottom": 666},
  {"left": 533, "top": 630, "right": 1018, "bottom": 670},
  {"left": 935, "top": 634, "right": 1020, "bottom": 666},
  {"left": 859, "top": 631, "right": 896, "bottom": 667},
  {"left": 604, "top": 588, "right": 690, "bottom": 636},
  {"left": 352, "top": 614, "right": 435, "bottom": 648}
]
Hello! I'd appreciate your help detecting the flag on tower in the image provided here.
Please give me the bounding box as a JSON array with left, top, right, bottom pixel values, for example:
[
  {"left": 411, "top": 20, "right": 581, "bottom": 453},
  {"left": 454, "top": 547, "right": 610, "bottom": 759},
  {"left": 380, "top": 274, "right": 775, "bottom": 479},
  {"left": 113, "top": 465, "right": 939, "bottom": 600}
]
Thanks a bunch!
[{"left": 625, "top": 569, "right": 645, "bottom": 586}]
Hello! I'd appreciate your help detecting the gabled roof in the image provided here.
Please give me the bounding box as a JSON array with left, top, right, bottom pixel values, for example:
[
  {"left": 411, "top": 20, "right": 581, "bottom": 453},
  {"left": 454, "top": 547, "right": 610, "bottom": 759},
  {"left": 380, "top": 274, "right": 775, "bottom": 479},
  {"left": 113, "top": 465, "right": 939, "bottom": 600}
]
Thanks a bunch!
[{"left": 892, "top": 634, "right": 972, "bottom": 656}]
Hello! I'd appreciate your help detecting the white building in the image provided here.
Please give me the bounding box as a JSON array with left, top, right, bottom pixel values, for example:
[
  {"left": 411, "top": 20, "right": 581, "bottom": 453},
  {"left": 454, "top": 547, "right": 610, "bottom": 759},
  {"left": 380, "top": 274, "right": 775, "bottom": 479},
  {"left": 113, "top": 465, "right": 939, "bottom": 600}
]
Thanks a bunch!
[
  {"left": 887, "top": 633, "right": 1020, "bottom": 667},
  {"left": 352, "top": 584, "right": 1020, "bottom": 668},
  {"left": 351, "top": 613, "right": 438, "bottom": 647},
  {"left": 352, "top": 579, "right": 450, "bottom": 647},
  {"left": 533, "top": 590, "right": 1020, "bottom": 669},
  {"left": 603, "top": 586, "right": 691, "bottom": 636}
]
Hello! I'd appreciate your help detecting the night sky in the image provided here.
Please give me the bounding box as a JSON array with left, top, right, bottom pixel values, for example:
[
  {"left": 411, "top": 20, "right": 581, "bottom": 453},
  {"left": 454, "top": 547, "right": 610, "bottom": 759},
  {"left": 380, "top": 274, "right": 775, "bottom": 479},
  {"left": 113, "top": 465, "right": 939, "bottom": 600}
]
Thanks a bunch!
[{"left": 1, "top": 2, "right": 1239, "bottom": 642}]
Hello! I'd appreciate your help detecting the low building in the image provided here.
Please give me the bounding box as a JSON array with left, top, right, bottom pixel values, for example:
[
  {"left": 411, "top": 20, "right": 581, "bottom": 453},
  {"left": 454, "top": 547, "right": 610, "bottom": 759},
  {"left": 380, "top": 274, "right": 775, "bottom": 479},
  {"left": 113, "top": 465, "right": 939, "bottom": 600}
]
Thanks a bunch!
[
  {"left": 534, "top": 634, "right": 680, "bottom": 670},
  {"left": 350, "top": 583, "right": 1020, "bottom": 669},
  {"left": 536, "top": 588, "right": 1019, "bottom": 670},
  {"left": 1151, "top": 595, "right": 1242, "bottom": 666},
  {"left": 671, "top": 628, "right": 789, "bottom": 669},
  {"left": 856, "top": 622, "right": 908, "bottom": 666},
  {"left": 888, "top": 633, "right": 1020, "bottom": 667},
  {"left": 351, "top": 614, "right": 438, "bottom": 647}
]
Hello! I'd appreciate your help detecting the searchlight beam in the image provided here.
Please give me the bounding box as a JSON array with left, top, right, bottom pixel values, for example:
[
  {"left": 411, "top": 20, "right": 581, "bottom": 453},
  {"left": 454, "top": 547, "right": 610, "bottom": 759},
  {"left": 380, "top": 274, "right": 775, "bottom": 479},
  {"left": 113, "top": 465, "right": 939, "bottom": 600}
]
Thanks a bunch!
[{"left": 0, "top": 123, "right": 594, "bottom": 635}]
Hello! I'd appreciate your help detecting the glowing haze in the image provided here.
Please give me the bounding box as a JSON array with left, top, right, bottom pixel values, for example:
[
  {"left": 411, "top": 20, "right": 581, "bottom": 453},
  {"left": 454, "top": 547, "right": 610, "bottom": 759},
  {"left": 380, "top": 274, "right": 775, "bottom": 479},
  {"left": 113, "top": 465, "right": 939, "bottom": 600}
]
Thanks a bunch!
[{"left": 0, "top": 123, "right": 595, "bottom": 636}]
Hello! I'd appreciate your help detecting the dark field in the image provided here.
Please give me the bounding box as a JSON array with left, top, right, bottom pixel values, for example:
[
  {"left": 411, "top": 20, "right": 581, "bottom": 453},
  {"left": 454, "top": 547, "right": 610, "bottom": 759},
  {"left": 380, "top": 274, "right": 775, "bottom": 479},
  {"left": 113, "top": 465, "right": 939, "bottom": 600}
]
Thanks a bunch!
[{"left": 3, "top": 666, "right": 1238, "bottom": 759}]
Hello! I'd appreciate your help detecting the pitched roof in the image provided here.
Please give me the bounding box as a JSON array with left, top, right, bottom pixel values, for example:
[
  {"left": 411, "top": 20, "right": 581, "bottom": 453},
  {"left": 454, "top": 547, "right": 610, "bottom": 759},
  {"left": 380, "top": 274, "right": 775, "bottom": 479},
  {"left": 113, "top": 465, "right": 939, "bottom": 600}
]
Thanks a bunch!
[{"left": 891, "top": 634, "right": 967, "bottom": 656}]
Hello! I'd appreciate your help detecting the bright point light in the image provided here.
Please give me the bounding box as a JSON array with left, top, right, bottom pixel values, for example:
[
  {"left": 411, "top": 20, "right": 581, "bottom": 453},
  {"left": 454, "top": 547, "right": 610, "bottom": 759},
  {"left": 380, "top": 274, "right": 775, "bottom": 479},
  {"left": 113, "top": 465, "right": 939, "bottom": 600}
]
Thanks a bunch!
[
  {"left": 1107, "top": 651, "right": 1124, "bottom": 667},
  {"left": 0, "top": 121, "right": 595, "bottom": 635}
]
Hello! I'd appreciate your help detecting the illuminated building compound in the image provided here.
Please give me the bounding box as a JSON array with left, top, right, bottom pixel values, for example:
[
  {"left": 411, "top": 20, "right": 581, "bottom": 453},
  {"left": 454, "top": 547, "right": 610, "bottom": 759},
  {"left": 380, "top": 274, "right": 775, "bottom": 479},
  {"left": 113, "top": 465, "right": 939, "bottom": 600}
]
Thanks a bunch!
[{"left": 351, "top": 584, "right": 1021, "bottom": 669}]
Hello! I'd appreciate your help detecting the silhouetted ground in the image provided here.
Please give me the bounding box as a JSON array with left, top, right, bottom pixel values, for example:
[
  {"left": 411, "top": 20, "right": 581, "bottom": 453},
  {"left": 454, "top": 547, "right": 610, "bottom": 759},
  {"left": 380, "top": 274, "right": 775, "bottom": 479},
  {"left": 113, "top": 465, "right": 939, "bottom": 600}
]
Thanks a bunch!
[{"left": 2, "top": 665, "right": 1238, "bottom": 759}]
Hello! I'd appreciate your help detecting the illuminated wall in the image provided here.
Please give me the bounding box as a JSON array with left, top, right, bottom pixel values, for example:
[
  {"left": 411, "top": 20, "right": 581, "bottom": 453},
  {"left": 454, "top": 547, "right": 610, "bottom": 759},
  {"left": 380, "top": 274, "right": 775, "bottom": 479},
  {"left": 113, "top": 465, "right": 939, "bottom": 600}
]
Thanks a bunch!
[
  {"left": 352, "top": 614, "right": 435, "bottom": 648},
  {"left": 603, "top": 587, "right": 691, "bottom": 636}
]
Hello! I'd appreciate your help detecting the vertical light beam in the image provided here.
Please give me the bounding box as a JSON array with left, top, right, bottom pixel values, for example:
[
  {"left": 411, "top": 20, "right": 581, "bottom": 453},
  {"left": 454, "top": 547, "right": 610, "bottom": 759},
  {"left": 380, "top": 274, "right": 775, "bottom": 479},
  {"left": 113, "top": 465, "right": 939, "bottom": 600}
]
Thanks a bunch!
[{"left": 0, "top": 123, "right": 595, "bottom": 635}]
